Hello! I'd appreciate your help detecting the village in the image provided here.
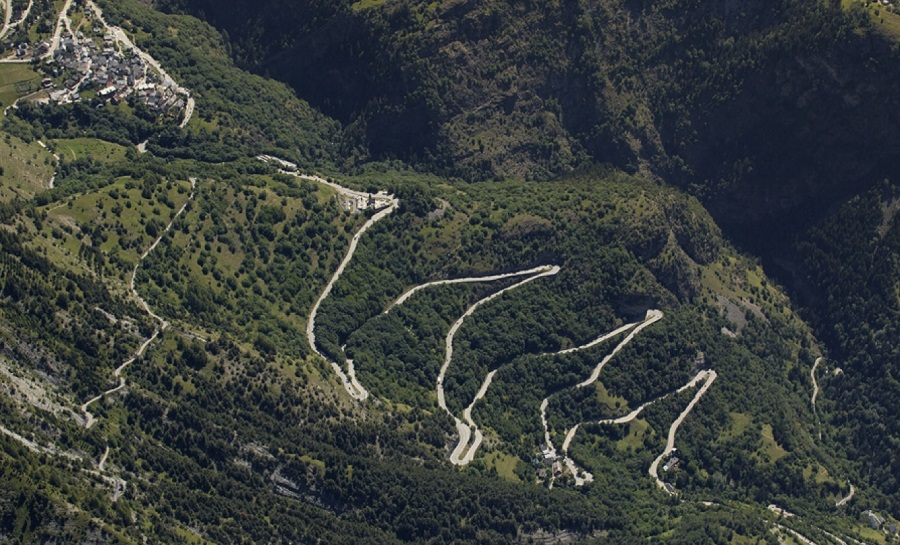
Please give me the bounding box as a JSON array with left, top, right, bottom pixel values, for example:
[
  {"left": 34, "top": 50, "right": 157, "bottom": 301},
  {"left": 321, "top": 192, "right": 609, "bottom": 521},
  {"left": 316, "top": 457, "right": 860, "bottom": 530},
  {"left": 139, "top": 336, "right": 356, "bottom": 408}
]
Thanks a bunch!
[{"left": 0, "top": 1, "right": 187, "bottom": 121}]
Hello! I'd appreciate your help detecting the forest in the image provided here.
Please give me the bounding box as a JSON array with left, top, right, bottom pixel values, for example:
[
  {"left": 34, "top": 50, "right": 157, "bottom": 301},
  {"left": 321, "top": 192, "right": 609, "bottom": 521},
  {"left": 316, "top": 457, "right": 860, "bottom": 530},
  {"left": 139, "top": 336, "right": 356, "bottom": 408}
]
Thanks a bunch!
[{"left": 0, "top": 0, "right": 897, "bottom": 543}]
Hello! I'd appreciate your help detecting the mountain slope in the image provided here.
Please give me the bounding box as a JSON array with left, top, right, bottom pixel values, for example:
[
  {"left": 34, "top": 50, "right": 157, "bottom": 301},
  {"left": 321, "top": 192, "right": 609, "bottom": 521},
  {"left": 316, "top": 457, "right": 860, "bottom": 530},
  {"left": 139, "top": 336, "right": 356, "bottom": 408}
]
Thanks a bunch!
[
  {"left": 159, "top": 0, "right": 900, "bottom": 517},
  {"left": 160, "top": 0, "right": 900, "bottom": 220},
  {"left": 0, "top": 0, "right": 896, "bottom": 542}
]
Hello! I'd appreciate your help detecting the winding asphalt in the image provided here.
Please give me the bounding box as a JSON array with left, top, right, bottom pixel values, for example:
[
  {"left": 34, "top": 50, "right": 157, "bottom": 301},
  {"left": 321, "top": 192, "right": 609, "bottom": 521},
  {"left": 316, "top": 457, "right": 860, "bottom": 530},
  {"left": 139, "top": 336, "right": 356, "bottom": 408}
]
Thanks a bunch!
[
  {"left": 306, "top": 194, "right": 398, "bottom": 402},
  {"left": 454, "top": 288, "right": 654, "bottom": 466},
  {"left": 561, "top": 368, "right": 716, "bottom": 453},
  {"left": 538, "top": 310, "right": 662, "bottom": 485},
  {"left": 385, "top": 266, "right": 557, "bottom": 313},
  {"left": 439, "top": 265, "right": 560, "bottom": 464},
  {"left": 811, "top": 356, "right": 822, "bottom": 410},
  {"left": 835, "top": 482, "right": 855, "bottom": 507},
  {"left": 577, "top": 310, "right": 663, "bottom": 388},
  {"left": 648, "top": 370, "right": 717, "bottom": 494}
]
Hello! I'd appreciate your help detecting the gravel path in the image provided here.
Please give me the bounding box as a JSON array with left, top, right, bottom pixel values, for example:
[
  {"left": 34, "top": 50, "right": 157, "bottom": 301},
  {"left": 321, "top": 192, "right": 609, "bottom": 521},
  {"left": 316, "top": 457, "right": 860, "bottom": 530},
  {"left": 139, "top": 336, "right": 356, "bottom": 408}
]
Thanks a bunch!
[
  {"left": 36, "top": 140, "right": 60, "bottom": 189},
  {"left": 81, "top": 178, "right": 196, "bottom": 428}
]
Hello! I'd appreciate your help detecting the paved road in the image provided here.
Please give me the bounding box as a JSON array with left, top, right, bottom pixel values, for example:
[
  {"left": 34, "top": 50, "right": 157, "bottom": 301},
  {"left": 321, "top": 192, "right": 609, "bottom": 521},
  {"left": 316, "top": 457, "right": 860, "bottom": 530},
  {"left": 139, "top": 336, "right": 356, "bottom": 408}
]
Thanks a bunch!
[
  {"left": 576, "top": 310, "right": 663, "bottom": 388},
  {"left": 98, "top": 445, "right": 109, "bottom": 471},
  {"left": 293, "top": 173, "right": 380, "bottom": 203},
  {"left": 811, "top": 356, "right": 822, "bottom": 410},
  {"left": 180, "top": 96, "right": 195, "bottom": 128},
  {"left": 30, "top": 0, "right": 75, "bottom": 61},
  {"left": 386, "top": 266, "right": 557, "bottom": 312},
  {"left": 0, "top": 0, "right": 33, "bottom": 44},
  {"left": 447, "top": 309, "right": 644, "bottom": 464},
  {"left": 772, "top": 522, "right": 820, "bottom": 545},
  {"left": 306, "top": 190, "right": 398, "bottom": 401},
  {"left": 536, "top": 311, "right": 662, "bottom": 485},
  {"left": 0, "top": 0, "right": 12, "bottom": 39},
  {"left": 835, "top": 482, "right": 855, "bottom": 507},
  {"left": 562, "top": 367, "right": 717, "bottom": 452},
  {"left": 264, "top": 161, "right": 400, "bottom": 402},
  {"left": 648, "top": 370, "right": 718, "bottom": 494},
  {"left": 16, "top": 0, "right": 32, "bottom": 29},
  {"left": 439, "top": 266, "right": 560, "bottom": 464}
]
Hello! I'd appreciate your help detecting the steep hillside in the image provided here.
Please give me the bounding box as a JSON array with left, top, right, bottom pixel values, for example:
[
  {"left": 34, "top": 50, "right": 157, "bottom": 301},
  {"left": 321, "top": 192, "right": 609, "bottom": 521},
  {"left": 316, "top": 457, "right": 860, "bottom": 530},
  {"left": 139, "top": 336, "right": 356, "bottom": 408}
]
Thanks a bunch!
[
  {"left": 159, "top": 0, "right": 900, "bottom": 518},
  {"left": 794, "top": 181, "right": 900, "bottom": 512},
  {"left": 2, "top": 149, "right": 861, "bottom": 542},
  {"left": 160, "top": 0, "right": 900, "bottom": 227},
  {"left": 0, "top": 0, "right": 896, "bottom": 543}
]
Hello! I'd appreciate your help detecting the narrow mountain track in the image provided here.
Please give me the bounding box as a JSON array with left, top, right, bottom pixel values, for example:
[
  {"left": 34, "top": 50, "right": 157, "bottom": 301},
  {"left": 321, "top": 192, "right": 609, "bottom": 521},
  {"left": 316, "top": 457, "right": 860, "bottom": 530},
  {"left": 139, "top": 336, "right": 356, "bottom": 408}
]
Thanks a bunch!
[
  {"left": 81, "top": 178, "right": 196, "bottom": 428},
  {"left": 36, "top": 140, "right": 60, "bottom": 189}
]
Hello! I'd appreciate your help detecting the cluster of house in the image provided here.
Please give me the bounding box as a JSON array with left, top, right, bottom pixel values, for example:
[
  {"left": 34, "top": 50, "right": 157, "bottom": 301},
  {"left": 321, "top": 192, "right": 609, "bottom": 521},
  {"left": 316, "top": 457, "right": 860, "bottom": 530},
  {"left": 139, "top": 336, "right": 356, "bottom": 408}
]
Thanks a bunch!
[
  {"left": 42, "top": 27, "right": 185, "bottom": 117},
  {"left": 862, "top": 510, "right": 898, "bottom": 534},
  {"left": 534, "top": 446, "right": 564, "bottom": 479},
  {"left": 341, "top": 191, "right": 393, "bottom": 213},
  {"left": 1, "top": 0, "right": 187, "bottom": 120},
  {"left": 7, "top": 40, "right": 50, "bottom": 59}
]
